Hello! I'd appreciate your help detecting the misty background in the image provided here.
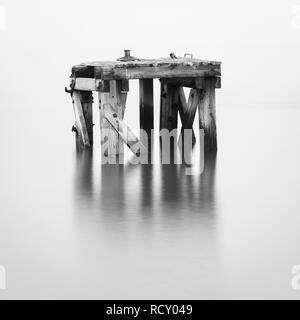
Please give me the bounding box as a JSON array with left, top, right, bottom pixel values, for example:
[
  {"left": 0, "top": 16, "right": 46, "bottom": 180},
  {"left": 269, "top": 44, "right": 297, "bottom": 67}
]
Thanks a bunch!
[{"left": 0, "top": 0, "right": 300, "bottom": 299}]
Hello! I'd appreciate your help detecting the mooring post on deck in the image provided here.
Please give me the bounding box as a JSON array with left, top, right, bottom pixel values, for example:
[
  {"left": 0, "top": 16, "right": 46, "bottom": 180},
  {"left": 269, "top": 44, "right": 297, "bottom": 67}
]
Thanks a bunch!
[
  {"left": 139, "top": 79, "right": 154, "bottom": 151},
  {"left": 198, "top": 78, "right": 218, "bottom": 152},
  {"left": 98, "top": 80, "right": 127, "bottom": 157},
  {"left": 71, "top": 90, "right": 93, "bottom": 147}
]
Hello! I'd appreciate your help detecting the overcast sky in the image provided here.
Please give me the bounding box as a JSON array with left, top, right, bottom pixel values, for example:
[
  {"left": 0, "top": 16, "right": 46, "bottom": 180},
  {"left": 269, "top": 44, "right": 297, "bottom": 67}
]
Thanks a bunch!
[{"left": 0, "top": 0, "right": 300, "bottom": 112}]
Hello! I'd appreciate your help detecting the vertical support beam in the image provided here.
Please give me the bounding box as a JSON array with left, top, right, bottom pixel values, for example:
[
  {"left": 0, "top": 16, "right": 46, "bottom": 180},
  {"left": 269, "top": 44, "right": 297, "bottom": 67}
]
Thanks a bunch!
[
  {"left": 183, "top": 89, "right": 200, "bottom": 129},
  {"left": 72, "top": 90, "right": 93, "bottom": 147},
  {"left": 177, "top": 87, "right": 198, "bottom": 143},
  {"left": 198, "top": 78, "right": 217, "bottom": 151},
  {"left": 159, "top": 80, "right": 179, "bottom": 131},
  {"left": 177, "top": 86, "right": 188, "bottom": 123},
  {"left": 139, "top": 79, "right": 154, "bottom": 152},
  {"left": 98, "top": 80, "right": 127, "bottom": 156},
  {"left": 159, "top": 80, "right": 179, "bottom": 163},
  {"left": 79, "top": 91, "right": 93, "bottom": 145}
]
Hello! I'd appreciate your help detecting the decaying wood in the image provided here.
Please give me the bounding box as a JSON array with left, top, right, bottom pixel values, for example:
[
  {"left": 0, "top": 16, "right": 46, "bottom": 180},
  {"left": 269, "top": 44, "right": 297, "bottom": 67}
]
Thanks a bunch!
[
  {"left": 72, "top": 58, "right": 221, "bottom": 80},
  {"left": 72, "top": 91, "right": 92, "bottom": 147},
  {"left": 139, "top": 79, "right": 154, "bottom": 149},
  {"left": 79, "top": 91, "right": 93, "bottom": 145},
  {"left": 162, "top": 76, "right": 221, "bottom": 89},
  {"left": 74, "top": 78, "right": 96, "bottom": 91},
  {"left": 183, "top": 89, "right": 200, "bottom": 129},
  {"left": 159, "top": 81, "right": 179, "bottom": 131},
  {"left": 99, "top": 80, "right": 127, "bottom": 155},
  {"left": 198, "top": 78, "right": 217, "bottom": 151},
  {"left": 121, "top": 79, "right": 129, "bottom": 92},
  {"left": 69, "top": 54, "right": 221, "bottom": 153},
  {"left": 103, "top": 104, "right": 147, "bottom": 156},
  {"left": 98, "top": 80, "right": 110, "bottom": 92}
]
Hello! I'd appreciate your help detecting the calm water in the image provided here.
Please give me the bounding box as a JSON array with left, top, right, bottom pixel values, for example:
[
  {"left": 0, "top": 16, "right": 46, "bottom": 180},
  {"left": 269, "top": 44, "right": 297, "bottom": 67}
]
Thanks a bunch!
[{"left": 0, "top": 101, "right": 300, "bottom": 299}]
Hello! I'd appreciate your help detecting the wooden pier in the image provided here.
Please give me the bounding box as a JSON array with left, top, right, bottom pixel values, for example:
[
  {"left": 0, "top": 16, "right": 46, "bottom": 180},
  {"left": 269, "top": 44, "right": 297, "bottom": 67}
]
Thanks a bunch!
[{"left": 66, "top": 50, "right": 221, "bottom": 156}]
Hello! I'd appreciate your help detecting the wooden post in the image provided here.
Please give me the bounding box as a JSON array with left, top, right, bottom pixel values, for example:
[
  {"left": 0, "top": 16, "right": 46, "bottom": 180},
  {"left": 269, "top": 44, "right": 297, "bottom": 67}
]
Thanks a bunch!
[
  {"left": 198, "top": 78, "right": 217, "bottom": 151},
  {"left": 79, "top": 91, "right": 93, "bottom": 145},
  {"left": 177, "top": 86, "right": 188, "bottom": 122},
  {"left": 177, "top": 87, "right": 199, "bottom": 144},
  {"left": 98, "top": 80, "right": 127, "bottom": 156},
  {"left": 159, "top": 80, "right": 179, "bottom": 131},
  {"left": 72, "top": 91, "right": 93, "bottom": 147},
  {"left": 183, "top": 89, "right": 200, "bottom": 129},
  {"left": 139, "top": 79, "right": 154, "bottom": 152}
]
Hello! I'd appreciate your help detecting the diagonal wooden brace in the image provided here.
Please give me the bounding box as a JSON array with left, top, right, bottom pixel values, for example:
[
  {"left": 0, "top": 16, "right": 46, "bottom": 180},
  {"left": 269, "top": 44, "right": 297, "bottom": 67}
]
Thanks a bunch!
[
  {"left": 72, "top": 91, "right": 92, "bottom": 147},
  {"left": 102, "top": 104, "right": 148, "bottom": 156}
]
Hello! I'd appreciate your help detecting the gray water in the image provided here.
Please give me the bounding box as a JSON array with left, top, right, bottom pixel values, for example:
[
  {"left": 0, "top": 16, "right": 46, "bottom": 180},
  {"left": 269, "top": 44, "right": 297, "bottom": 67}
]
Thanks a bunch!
[{"left": 0, "top": 102, "right": 300, "bottom": 299}]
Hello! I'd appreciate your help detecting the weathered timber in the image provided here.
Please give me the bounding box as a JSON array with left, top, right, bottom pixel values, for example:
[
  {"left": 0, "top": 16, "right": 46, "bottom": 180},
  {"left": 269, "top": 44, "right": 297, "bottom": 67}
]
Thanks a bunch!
[
  {"left": 73, "top": 78, "right": 111, "bottom": 92},
  {"left": 159, "top": 80, "right": 179, "bottom": 131},
  {"left": 183, "top": 89, "right": 200, "bottom": 129},
  {"left": 72, "top": 58, "right": 221, "bottom": 80},
  {"left": 79, "top": 91, "right": 94, "bottom": 145},
  {"left": 74, "top": 78, "right": 96, "bottom": 91},
  {"left": 68, "top": 52, "right": 221, "bottom": 154},
  {"left": 177, "top": 87, "right": 199, "bottom": 144},
  {"left": 121, "top": 79, "right": 129, "bottom": 92},
  {"left": 139, "top": 79, "right": 154, "bottom": 150},
  {"left": 103, "top": 105, "right": 147, "bottom": 157},
  {"left": 98, "top": 80, "right": 110, "bottom": 92},
  {"left": 72, "top": 91, "right": 93, "bottom": 147},
  {"left": 162, "top": 76, "right": 221, "bottom": 89},
  {"left": 73, "top": 76, "right": 221, "bottom": 91},
  {"left": 99, "top": 80, "right": 127, "bottom": 155},
  {"left": 198, "top": 78, "right": 217, "bottom": 151}
]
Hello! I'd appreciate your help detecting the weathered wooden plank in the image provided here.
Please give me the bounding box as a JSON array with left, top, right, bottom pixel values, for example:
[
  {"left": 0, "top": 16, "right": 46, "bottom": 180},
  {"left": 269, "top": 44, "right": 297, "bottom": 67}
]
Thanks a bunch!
[
  {"left": 198, "top": 78, "right": 217, "bottom": 151},
  {"left": 72, "top": 58, "right": 221, "bottom": 79},
  {"left": 73, "top": 78, "right": 112, "bottom": 92},
  {"left": 72, "top": 65, "right": 95, "bottom": 78},
  {"left": 99, "top": 80, "right": 127, "bottom": 155},
  {"left": 96, "top": 65, "right": 220, "bottom": 80},
  {"left": 75, "top": 57, "right": 221, "bottom": 67},
  {"left": 159, "top": 81, "right": 179, "bottom": 131},
  {"left": 74, "top": 78, "right": 96, "bottom": 91},
  {"left": 73, "top": 76, "right": 221, "bottom": 91},
  {"left": 103, "top": 105, "right": 147, "bottom": 156},
  {"left": 72, "top": 91, "right": 91, "bottom": 147},
  {"left": 162, "top": 77, "right": 221, "bottom": 89},
  {"left": 139, "top": 79, "right": 154, "bottom": 148}
]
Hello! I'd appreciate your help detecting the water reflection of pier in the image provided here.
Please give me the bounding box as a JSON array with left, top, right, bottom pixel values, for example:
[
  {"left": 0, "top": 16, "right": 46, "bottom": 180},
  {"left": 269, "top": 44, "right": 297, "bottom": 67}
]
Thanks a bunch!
[{"left": 73, "top": 145, "right": 217, "bottom": 222}]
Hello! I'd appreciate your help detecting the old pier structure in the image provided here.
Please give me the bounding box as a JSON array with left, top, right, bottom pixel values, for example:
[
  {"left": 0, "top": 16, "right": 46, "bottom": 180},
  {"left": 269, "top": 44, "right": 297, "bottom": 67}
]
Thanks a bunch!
[{"left": 66, "top": 51, "right": 221, "bottom": 157}]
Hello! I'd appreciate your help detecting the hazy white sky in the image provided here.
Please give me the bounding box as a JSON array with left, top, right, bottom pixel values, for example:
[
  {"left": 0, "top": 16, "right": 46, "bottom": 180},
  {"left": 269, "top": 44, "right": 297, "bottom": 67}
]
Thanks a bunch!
[{"left": 0, "top": 0, "right": 300, "bottom": 110}]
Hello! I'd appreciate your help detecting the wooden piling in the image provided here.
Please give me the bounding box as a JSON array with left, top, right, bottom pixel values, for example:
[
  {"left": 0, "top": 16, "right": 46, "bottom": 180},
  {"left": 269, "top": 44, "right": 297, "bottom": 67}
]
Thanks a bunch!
[
  {"left": 159, "top": 80, "right": 179, "bottom": 131},
  {"left": 139, "top": 79, "right": 154, "bottom": 151},
  {"left": 198, "top": 78, "right": 217, "bottom": 151},
  {"left": 72, "top": 91, "right": 93, "bottom": 147},
  {"left": 99, "top": 80, "right": 127, "bottom": 156},
  {"left": 177, "top": 87, "right": 199, "bottom": 143},
  {"left": 183, "top": 89, "right": 200, "bottom": 130}
]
